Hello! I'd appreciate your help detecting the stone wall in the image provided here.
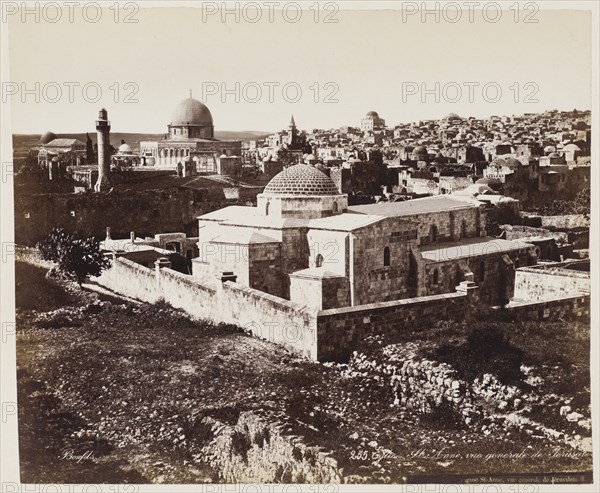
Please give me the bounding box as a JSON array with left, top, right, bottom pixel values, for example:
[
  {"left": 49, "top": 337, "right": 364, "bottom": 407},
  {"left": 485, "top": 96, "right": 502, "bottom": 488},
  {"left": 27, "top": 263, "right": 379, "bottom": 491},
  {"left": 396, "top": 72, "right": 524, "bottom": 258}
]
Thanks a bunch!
[
  {"left": 95, "top": 256, "right": 318, "bottom": 359},
  {"left": 316, "top": 290, "right": 472, "bottom": 361},
  {"left": 95, "top": 256, "right": 160, "bottom": 302},
  {"left": 14, "top": 188, "right": 260, "bottom": 246},
  {"left": 343, "top": 343, "right": 592, "bottom": 449},
  {"left": 156, "top": 267, "right": 217, "bottom": 319},
  {"left": 290, "top": 273, "right": 350, "bottom": 310},
  {"left": 503, "top": 295, "right": 590, "bottom": 322},
  {"left": 514, "top": 265, "right": 590, "bottom": 301},
  {"left": 222, "top": 186, "right": 263, "bottom": 200},
  {"left": 249, "top": 242, "right": 284, "bottom": 298},
  {"left": 351, "top": 217, "right": 420, "bottom": 305},
  {"left": 540, "top": 214, "right": 590, "bottom": 230},
  {"left": 94, "top": 257, "right": 481, "bottom": 362},
  {"left": 424, "top": 248, "right": 535, "bottom": 305},
  {"left": 346, "top": 346, "right": 483, "bottom": 425},
  {"left": 415, "top": 207, "right": 485, "bottom": 245},
  {"left": 220, "top": 282, "right": 318, "bottom": 359}
]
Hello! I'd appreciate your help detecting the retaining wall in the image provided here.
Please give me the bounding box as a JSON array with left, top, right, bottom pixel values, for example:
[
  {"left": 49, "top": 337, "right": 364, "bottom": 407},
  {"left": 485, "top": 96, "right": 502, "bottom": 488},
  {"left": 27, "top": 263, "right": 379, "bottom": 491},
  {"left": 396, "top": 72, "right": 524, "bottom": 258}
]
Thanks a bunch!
[
  {"left": 94, "top": 257, "right": 318, "bottom": 359},
  {"left": 94, "top": 257, "right": 480, "bottom": 361},
  {"left": 316, "top": 291, "right": 471, "bottom": 361},
  {"left": 514, "top": 265, "right": 590, "bottom": 302},
  {"left": 504, "top": 295, "right": 590, "bottom": 322}
]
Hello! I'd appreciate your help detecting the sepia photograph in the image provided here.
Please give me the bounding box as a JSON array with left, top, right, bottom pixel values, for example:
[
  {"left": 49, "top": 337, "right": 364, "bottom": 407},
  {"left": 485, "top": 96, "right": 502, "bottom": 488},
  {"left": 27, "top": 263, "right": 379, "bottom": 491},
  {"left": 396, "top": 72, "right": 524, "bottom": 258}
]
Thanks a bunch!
[{"left": 0, "top": 1, "right": 598, "bottom": 490}]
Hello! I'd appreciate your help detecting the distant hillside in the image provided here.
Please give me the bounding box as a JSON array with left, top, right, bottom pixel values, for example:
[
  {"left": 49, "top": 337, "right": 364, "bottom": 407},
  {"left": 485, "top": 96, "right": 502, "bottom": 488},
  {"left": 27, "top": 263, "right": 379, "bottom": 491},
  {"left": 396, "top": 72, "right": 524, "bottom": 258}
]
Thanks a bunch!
[
  {"left": 13, "top": 131, "right": 271, "bottom": 154},
  {"left": 215, "top": 130, "right": 271, "bottom": 141}
]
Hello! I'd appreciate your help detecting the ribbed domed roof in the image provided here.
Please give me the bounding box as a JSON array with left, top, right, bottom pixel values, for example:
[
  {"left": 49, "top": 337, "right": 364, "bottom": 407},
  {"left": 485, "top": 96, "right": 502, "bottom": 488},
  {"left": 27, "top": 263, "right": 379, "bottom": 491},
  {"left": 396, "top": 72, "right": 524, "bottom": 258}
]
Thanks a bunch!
[
  {"left": 263, "top": 164, "right": 339, "bottom": 196},
  {"left": 171, "top": 98, "right": 213, "bottom": 126},
  {"left": 39, "top": 131, "right": 57, "bottom": 144}
]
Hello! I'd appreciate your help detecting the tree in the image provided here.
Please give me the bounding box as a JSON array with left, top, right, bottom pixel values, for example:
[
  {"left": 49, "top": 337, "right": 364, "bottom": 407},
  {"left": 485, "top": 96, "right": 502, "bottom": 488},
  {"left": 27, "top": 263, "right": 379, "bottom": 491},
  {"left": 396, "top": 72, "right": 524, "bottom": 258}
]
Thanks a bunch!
[
  {"left": 86, "top": 133, "right": 95, "bottom": 164},
  {"left": 573, "top": 188, "right": 591, "bottom": 215},
  {"left": 37, "top": 228, "right": 110, "bottom": 286},
  {"left": 539, "top": 188, "right": 590, "bottom": 216}
]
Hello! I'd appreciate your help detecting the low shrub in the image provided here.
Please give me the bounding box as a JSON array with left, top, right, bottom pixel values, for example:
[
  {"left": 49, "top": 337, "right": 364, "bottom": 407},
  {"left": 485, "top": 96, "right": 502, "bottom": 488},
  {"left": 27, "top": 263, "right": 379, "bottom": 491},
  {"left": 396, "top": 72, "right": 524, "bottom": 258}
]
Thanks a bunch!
[
  {"left": 428, "top": 326, "right": 524, "bottom": 386},
  {"left": 230, "top": 429, "right": 253, "bottom": 463}
]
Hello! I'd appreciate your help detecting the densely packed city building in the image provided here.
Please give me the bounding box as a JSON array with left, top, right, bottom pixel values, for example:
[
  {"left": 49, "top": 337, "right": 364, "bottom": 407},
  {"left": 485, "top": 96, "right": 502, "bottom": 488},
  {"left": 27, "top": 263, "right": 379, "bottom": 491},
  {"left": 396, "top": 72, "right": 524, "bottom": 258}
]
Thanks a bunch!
[{"left": 243, "top": 109, "right": 591, "bottom": 210}]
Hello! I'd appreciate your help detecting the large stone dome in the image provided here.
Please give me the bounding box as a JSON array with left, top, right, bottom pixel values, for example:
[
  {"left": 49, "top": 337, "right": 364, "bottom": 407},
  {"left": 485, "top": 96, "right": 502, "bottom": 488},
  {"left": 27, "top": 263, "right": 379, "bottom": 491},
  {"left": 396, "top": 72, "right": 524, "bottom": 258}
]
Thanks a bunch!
[
  {"left": 171, "top": 98, "right": 213, "bottom": 126},
  {"left": 38, "top": 131, "right": 57, "bottom": 144},
  {"left": 264, "top": 164, "right": 339, "bottom": 196}
]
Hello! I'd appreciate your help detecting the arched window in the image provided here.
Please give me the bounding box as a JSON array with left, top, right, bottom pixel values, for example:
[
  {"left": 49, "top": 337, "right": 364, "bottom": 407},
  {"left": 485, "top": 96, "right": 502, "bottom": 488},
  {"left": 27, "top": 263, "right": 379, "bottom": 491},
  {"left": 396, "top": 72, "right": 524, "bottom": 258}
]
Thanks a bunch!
[
  {"left": 315, "top": 254, "right": 324, "bottom": 268},
  {"left": 479, "top": 261, "right": 486, "bottom": 281},
  {"left": 433, "top": 269, "right": 439, "bottom": 285},
  {"left": 265, "top": 202, "right": 270, "bottom": 216},
  {"left": 429, "top": 225, "right": 438, "bottom": 243},
  {"left": 332, "top": 201, "right": 338, "bottom": 213},
  {"left": 461, "top": 220, "right": 467, "bottom": 238},
  {"left": 383, "top": 247, "right": 391, "bottom": 266}
]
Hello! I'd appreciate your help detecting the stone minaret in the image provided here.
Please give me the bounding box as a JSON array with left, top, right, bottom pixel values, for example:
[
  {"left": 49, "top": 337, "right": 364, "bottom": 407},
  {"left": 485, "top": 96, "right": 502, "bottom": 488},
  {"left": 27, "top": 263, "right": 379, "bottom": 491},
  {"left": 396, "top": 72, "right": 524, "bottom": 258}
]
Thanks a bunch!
[
  {"left": 94, "top": 108, "right": 111, "bottom": 192},
  {"left": 289, "top": 114, "right": 297, "bottom": 145}
]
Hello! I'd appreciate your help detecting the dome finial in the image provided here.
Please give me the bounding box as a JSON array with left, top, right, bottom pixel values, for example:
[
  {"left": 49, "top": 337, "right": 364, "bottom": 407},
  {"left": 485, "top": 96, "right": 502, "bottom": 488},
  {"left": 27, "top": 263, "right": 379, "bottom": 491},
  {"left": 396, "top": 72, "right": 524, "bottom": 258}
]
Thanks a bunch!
[{"left": 189, "top": 89, "right": 192, "bottom": 98}]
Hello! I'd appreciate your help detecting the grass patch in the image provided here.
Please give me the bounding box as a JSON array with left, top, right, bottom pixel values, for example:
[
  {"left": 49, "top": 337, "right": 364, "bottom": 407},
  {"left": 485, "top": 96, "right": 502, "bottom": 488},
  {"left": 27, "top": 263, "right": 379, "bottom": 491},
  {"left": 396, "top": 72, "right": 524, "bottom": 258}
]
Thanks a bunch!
[
  {"left": 15, "top": 260, "right": 592, "bottom": 483},
  {"left": 15, "top": 261, "right": 76, "bottom": 311}
]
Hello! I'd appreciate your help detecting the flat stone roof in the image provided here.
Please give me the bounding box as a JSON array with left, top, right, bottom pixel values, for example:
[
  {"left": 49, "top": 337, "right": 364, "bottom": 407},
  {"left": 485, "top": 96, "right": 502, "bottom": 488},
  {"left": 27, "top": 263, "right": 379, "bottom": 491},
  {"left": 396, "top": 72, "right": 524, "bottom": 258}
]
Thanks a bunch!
[
  {"left": 197, "top": 205, "right": 256, "bottom": 222},
  {"left": 198, "top": 206, "right": 308, "bottom": 229},
  {"left": 420, "top": 236, "right": 533, "bottom": 262},
  {"left": 289, "top": 267, "right": 344, "bottom": 279},
  {"left": 348, "top": 195, "right": 479, "bottom": 217},
  {"left": 101, "top": 238, "right": 169, "bottom": 254},
  {"left": 210, "top": 230, "right": 280, "bottom": 245},
  {"left": 308, "top": 213, "right": 384, "bottom": 232}
]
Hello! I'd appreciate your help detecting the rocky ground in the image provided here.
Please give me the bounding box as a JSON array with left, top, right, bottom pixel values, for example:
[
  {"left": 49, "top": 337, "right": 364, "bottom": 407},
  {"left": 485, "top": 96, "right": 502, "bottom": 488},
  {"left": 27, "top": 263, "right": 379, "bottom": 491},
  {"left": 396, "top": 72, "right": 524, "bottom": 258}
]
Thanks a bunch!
[{"left": 15, "top": 261, "right": 593, "bottom": 484}]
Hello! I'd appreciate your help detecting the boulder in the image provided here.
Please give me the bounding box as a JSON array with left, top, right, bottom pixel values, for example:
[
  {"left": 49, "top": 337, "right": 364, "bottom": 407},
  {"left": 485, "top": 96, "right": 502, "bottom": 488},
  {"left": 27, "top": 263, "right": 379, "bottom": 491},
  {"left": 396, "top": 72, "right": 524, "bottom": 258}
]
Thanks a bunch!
[{"left": 566, "top": 411, "right": 584, "bottom": 422}]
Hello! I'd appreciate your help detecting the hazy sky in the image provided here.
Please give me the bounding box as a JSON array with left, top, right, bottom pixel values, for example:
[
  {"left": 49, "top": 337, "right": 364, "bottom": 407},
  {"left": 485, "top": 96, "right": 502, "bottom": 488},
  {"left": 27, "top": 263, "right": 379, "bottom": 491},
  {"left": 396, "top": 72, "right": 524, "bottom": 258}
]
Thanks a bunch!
[{"left": 7, "top": 3, "right": 593, "bottom": 134}]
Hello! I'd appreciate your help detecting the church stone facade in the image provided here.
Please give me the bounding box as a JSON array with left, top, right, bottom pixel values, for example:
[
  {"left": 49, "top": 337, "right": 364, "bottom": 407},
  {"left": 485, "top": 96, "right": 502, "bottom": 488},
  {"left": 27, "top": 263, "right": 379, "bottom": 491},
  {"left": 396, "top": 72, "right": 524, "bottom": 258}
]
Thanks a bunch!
[{"left": 192, "top": 163, "right": 537, "bottom": 310}]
